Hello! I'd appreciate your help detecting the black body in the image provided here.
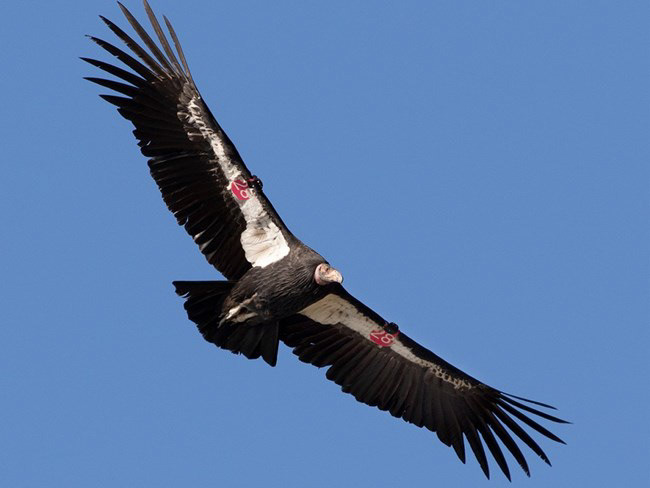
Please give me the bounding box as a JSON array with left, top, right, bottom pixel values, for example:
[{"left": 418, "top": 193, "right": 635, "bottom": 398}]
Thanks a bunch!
[{"left": 222, "top": 247, "right": 331, "bottom": 325}]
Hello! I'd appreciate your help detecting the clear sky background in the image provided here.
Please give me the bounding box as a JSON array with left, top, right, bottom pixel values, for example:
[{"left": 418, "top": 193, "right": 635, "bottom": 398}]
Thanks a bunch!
[{"left": 1, "top": 1, "right": 648, "bottom": 486}]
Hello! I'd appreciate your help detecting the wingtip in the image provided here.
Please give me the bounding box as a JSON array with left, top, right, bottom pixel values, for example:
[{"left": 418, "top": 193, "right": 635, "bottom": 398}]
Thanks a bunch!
[
  {"left": 79, "top": 57, "right": 95, "bottom": 68},
  {"left": 86, "top": 35, "right": 105, "bottom": 48},
  {"left": 116, "top": 2, "right": 134, "bottom": 23},
  {"left": 80, "top": 57, "right": 102, "bottom": 69},
  {"left": 501, "top": 391, "right": 559, "bottom": 410},
  {"left": 142, "top": 0, "right": 154, "bottom": 14},
  {"left": 99, "top": 15, "right": 120, "bottom": 33}
]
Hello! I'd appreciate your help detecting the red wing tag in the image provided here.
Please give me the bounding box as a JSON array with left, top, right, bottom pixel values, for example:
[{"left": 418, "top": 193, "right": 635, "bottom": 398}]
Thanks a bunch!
[
  {"left": 231, "top": 179, "right": 251, "bottom": 200},
  {"left": 369, "top": 329, "right": 398, "bottom": 347}
]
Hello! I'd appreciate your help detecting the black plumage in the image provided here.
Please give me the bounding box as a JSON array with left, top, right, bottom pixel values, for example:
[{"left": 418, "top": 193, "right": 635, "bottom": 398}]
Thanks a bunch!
[{"left": 85, "top": 1, "right": 568, "bottom": 480}]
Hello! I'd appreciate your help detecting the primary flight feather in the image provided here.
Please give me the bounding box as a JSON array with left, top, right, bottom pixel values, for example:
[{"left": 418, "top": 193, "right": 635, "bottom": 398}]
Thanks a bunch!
[{"left": 84, "top": 1, "right": 567, "bottom": 480}]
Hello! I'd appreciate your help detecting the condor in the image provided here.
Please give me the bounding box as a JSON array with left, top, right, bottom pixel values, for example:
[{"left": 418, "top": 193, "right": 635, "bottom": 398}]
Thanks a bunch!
[{"left": 85, "top": 1, "right": 567, "bottom": 480}]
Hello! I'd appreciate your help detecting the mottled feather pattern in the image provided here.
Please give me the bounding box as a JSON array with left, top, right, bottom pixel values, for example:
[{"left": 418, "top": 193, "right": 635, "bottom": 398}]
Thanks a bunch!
[
  {"left": 283, "top": 287, "right": 567, "bottom": 479},
  {"left": 85, "top": 1, "right": 291, "bottom": 280}
]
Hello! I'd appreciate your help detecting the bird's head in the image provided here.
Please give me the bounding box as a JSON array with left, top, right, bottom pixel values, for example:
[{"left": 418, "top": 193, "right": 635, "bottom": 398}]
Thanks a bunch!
[{"left": 314, "top": 263, "right": 343, "bottom": 286}]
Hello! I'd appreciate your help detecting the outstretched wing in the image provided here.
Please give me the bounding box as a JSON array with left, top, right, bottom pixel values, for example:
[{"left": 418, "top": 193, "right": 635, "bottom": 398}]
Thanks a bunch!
[
  {"left": 281, "top": 287, "right": 568, "bottom": 480},
  {"left": 84, "top": 1, "right": 293, "bottom": 280}
]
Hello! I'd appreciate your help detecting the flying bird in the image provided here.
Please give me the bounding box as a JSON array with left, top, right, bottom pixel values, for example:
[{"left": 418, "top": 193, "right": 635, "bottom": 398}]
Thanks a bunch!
[{"left": 84, "top": 1, "right": 567, "bottom": 480}]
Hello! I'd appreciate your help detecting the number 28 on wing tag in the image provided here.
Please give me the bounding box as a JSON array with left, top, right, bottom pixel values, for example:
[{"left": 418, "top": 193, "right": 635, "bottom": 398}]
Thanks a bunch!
[
  {"left": 230, "top": 179, "right": 251, "bottom": 200},
  {"left": 369, "top": 329, "right": 398, "bottom": 347}
]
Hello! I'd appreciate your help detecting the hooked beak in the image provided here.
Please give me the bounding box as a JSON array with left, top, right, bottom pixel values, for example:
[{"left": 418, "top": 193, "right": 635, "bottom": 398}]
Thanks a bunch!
[{"left": 315, "top": 263, "right": 343, "bottom": 286}]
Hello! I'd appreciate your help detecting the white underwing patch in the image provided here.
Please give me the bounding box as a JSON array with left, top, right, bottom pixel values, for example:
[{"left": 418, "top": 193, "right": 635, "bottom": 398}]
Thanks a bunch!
[
  {"left": 300, "top": 294, "right": 473, "bottom": 390},
  {"left": 241, "top": 224, "right": 290, "bottom": 268},
  {"left": 181, "top": 96, "right": 290, "bottom": 268}
]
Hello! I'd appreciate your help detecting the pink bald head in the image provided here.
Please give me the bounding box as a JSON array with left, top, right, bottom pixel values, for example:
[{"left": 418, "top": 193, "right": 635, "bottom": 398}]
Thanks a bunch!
[{"left": 314, "top": 263, "right": 343, "bottom": 286}]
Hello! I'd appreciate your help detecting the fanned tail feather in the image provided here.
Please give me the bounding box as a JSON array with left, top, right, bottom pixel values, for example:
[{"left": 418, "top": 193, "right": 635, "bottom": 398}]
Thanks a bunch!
[{"left": 174, "top": 281, "right": 279, "bottom": 366}]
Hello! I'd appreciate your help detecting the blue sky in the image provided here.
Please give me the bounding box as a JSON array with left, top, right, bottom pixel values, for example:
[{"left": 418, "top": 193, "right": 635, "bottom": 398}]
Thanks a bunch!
[{"left": 1, "top": 0, "right": 648, "bottom": 486}]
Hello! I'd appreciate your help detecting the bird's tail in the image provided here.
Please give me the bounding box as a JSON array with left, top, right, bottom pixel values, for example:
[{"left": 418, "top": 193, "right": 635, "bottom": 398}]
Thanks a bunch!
[{"left": 173, "top": 281, "right": 280, "bottom": 367}]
